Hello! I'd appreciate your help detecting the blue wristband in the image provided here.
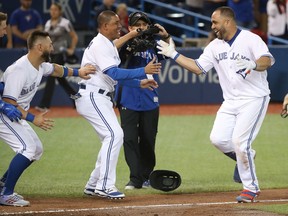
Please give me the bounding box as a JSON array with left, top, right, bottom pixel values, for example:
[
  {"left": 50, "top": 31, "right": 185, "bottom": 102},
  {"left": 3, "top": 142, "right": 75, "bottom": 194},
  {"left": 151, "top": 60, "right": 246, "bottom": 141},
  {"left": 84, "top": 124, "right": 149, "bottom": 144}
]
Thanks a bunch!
[
  {"left": 173, "top": 53, "right": 180, "bottom": 61},
  {"left": 26, "top": 112, "right": 35, "bottom": 122},
  {"left": 72, "top": 68, "right": 79, "bottom": 76},
  {"left": 63, "top": 66, "right": 69, "bottom": 77}
]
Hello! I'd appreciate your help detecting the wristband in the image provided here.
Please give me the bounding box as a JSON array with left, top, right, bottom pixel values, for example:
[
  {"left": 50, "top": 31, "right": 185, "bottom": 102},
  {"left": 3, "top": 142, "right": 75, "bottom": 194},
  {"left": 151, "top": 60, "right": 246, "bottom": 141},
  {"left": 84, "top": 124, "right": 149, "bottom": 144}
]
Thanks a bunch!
[
  {"left": 162, "top": 34, "right": 170, "bottom": 40},
  {"left": 63, "top": 66, "right": 69, "bottom": 77},
  {"left": 171, "top": 51, "right": 180, "bottom": 60},
  {"left": 26, "top": 112, "right": 35, "bottom": 122},
  {"left": 72, "top": 68, "right": 79, "bottom": 76}
]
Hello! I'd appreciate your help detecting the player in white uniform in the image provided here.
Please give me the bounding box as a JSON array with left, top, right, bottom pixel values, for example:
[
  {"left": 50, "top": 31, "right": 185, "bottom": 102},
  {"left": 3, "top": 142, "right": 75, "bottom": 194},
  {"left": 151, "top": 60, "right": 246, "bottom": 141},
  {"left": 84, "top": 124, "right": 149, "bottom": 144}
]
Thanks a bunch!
[
  {"left": 157, "top": 6, "right": 275, "bottom": 203},
  {"left": 76, "top": 10, "right": 160, "bottom": 199},
  {"left": 0, "top": 30, "right": 95, "bottom": 207}
]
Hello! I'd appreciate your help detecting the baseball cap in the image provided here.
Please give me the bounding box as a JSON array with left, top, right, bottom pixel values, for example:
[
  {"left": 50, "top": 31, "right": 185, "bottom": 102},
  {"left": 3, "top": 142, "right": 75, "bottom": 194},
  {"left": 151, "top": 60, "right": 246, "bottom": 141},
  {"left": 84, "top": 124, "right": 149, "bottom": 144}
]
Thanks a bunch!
[{"left": 128, "top": 12, "right": 151, "bottom": 26}]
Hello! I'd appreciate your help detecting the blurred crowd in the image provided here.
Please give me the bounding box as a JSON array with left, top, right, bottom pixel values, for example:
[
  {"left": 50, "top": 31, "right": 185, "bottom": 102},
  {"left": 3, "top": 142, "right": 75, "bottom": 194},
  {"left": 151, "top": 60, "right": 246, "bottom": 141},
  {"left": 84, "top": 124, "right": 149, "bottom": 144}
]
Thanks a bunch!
[{"left": 1, "top": 0, "right": 288, "bottom": 49}]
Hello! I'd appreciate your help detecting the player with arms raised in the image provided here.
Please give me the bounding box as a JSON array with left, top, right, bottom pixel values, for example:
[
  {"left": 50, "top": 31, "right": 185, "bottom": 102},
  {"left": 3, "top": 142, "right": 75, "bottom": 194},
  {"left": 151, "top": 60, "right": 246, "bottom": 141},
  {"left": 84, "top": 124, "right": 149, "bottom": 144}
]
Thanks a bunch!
[{"left": 157, "top": 6, "right": 274, "bottom": 203}]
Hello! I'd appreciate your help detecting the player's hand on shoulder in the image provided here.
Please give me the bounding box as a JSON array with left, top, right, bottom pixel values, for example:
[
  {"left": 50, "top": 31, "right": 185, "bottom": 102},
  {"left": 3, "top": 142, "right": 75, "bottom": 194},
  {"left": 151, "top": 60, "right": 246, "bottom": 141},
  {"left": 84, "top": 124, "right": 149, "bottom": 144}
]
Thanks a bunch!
[
  {"left": 33, "top": 111, "right": 54, "bottom": 131},
  {"left": 145, "top": 56, "right": 161, "bottom": 74},
  {"left": 140, "top": 79, "right": 158, "bottom": 90},
  {"left": 78, "top": 64, "right": 96, "bottom": 80}
]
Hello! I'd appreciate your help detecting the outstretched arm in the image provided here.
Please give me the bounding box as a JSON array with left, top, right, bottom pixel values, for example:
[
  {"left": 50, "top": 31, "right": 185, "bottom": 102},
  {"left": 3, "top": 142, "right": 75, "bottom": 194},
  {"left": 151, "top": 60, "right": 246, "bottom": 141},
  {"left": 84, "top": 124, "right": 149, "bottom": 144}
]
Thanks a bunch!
[
  {"left": 51, "top": 64, "right": 96, "bottom": 80},
  {"left": 114, "top": 29, "right": 139, "bottom": 49}
]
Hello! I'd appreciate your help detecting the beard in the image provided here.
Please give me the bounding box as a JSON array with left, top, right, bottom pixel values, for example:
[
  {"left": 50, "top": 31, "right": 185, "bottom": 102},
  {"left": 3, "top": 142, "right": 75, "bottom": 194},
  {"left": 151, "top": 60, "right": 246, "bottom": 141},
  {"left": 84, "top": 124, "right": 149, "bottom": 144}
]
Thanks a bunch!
[
  {"left": 216, "top": 26, "right": 227, "bottom": 40},
  {"left": 41, "top": 51, "right": 51, "bottom": 62}
]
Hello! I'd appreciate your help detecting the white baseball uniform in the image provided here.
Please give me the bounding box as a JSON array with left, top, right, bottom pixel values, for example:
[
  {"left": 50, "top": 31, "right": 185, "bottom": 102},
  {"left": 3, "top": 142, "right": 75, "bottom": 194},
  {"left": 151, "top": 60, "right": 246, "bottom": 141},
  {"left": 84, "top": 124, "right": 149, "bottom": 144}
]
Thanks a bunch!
[
  {"left": 0, "top": 55, "right": 54, "bottom": 161},
  {"left": 196, "top": 29, "right": 275, "bottom": 193},
  {"left": 76, "top": 33, "right": 123, "bottom": 191}
]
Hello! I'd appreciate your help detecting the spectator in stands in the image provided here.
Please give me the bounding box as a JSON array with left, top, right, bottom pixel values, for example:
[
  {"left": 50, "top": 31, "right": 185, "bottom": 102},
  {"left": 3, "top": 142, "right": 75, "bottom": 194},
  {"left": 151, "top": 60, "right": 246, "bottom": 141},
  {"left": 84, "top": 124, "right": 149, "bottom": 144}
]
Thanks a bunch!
[
  {"left": 9, "top": 0, "right": 43, "bottom": 48},
  {"left": 267, "top": 0, "right": 288, "bottom": 44},
  {"left": 254, "top": 0, "right": 268, "bottom": 34},
  {"left": 182, "top": 0, "right": 204, "bottom": 37},
  {"left": 0, "top": 24, "right": 12, "bottom": 48},
  {"left": 122, "top": 0, "right": 140, "bottom": 9},
  {"left": 36, "top": 2, "right": 78, "bottom": 112},
  {"left": 94, "top": 0, "right": 115, "bottom": 33},
  {"left": 185, "top": 0, "right": 204, "bottom": 14},
  {"left": 227, "top": 0, "right": 256, "bottom": 29},
  {"left": 116, "top": 3, "right": 129, "bottom": 36}
]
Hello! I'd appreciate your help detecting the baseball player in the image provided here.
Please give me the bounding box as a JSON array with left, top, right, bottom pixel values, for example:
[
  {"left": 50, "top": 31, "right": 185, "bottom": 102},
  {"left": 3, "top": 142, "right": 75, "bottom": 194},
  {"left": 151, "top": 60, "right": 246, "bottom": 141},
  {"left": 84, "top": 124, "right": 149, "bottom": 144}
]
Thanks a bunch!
[
  {"left": 157, "top": 6, "right": 274, "bottom": 203},
  {"left": 0, "top": 12, "right": 22, "bottom": 122},
  {"left": 76, "top": 10, "right": 160, "bottom": 199},
  {"left": 0, "top": 30, "right": 95, "bottom": 207}
]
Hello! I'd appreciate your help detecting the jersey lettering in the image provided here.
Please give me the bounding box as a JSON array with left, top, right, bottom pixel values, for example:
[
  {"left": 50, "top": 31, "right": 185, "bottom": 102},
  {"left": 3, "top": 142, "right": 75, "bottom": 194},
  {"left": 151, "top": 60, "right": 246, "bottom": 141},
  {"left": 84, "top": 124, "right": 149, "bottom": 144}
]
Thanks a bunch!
[
  {"left": 216, "top": 52, "right": 251, "bottom": 62},
  {"left": 20, "top": 82, "right": 36, "bottom": 96}
]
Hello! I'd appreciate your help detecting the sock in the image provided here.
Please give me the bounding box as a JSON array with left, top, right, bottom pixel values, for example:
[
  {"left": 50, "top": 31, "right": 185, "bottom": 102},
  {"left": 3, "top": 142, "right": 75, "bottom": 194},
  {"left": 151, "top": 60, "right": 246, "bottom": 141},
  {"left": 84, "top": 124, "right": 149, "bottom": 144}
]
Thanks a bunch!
[
  {"left": 224, "top": 151, "right": 237, "bottom": 161},
  {"left": 1, "top": 154, "right": 32, "bottom": 196}
]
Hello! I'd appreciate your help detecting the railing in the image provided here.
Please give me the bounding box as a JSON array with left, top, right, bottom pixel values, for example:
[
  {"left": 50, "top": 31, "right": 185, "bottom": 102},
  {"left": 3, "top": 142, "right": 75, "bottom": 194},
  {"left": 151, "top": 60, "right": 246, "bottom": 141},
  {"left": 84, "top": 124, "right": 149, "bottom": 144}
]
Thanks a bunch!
[{"left": 90, "top": 0, "right": 288, "bottom": 46}]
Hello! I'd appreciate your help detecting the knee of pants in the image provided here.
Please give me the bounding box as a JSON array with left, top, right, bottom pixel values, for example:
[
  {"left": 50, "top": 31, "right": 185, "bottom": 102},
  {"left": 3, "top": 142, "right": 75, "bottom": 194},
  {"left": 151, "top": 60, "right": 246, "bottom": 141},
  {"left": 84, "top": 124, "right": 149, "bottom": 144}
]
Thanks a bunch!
[
  {"left": 104, "top": 126, "right": 124, "bottom": 145},
  {"left": 210, "top": 134, "right": 233, "bottom": 153},
  {"left": 114, "top": 127, "right": 124, "bottom": 144},
  {"left": 21, "top": 142, "right": 43, "bottom": 161}
]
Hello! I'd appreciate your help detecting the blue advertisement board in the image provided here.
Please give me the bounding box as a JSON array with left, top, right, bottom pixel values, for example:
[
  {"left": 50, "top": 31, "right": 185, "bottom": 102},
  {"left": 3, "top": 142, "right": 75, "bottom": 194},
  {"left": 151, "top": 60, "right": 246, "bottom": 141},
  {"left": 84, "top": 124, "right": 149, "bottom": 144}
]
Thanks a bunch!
[{"left": 0, "top": 47, "right": 287, "bottom": 106}]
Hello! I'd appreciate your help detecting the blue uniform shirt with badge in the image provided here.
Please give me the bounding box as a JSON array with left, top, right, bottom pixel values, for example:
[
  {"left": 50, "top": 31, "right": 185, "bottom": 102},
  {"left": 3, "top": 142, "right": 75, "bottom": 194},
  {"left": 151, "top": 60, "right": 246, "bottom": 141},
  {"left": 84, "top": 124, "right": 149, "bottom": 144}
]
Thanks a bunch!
[{"left": 116, "top": 47, "right": 165, "bottom": 111}]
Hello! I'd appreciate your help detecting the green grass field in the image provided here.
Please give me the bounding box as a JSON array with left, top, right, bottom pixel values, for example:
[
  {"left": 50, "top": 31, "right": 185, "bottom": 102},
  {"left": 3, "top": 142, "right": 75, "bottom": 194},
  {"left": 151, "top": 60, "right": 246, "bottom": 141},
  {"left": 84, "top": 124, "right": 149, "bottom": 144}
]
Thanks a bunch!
[{"left": 0, "top": 113, "right": 287, "bottom": 213}]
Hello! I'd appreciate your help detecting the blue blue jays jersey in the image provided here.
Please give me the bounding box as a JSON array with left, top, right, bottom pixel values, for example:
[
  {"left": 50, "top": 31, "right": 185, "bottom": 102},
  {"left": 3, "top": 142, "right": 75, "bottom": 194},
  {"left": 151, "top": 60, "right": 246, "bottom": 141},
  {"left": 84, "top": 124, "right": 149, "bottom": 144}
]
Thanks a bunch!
[{"left": 116, "top": 47, "right": 165, "bottom": 111}]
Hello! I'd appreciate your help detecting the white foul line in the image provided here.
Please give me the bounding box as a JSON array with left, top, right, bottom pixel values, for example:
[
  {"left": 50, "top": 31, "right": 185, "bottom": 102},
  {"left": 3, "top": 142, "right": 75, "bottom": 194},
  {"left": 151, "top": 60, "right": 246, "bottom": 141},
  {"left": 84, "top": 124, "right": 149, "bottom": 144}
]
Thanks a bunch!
[{"left": 1, "top": 199, "right": 288, "bottom": 215}]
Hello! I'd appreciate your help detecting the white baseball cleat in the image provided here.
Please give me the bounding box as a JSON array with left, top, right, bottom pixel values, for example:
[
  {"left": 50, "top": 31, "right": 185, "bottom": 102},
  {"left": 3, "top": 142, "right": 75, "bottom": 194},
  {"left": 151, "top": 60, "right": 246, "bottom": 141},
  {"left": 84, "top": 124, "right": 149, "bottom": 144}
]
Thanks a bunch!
[
  {"left": 94, "top": 187, "right": 125, "bottom": 199},
  {"left": 0, "top": 193, "right": 30, "bottom": 207}
]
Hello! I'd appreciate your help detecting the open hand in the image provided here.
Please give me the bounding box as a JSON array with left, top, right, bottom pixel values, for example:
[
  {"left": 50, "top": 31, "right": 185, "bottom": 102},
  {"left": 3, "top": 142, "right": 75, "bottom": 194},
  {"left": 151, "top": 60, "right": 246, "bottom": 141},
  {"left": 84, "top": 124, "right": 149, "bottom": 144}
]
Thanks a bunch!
[
  {"left": 144, "top": 56, "right": 161, "bottom": 74},
  {"left": 157, "top": 38, "right": 178, "bottom": 59},
  {"left": 33, "top": 111, "right": 54, "bottom": 131}
]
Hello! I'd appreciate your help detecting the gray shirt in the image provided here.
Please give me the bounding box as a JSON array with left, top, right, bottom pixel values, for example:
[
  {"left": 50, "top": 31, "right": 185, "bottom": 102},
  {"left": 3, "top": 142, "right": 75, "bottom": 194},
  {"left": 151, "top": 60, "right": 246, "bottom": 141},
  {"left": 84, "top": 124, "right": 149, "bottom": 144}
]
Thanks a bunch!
[{"left": 45, "top": 17, "right": 74, "bottom": 54}]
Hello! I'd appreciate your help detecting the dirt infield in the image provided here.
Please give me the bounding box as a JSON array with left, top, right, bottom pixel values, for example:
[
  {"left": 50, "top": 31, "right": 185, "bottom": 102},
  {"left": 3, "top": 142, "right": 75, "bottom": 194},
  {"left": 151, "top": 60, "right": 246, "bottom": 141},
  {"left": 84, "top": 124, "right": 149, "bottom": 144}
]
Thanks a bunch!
[
  {"left": 1, "top": 103, "right": 285, "bottom": 216},
  {"left": 1, "top": 189, "right": 288, "bottom": 216}
]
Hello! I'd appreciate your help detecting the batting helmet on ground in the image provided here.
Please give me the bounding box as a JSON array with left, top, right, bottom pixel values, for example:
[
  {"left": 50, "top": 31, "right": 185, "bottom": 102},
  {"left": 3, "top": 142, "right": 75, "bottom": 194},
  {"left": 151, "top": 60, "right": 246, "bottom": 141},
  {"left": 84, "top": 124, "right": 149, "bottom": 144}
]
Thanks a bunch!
[{"left": 149, "top": 170, "right": 181, "bottom": 192}]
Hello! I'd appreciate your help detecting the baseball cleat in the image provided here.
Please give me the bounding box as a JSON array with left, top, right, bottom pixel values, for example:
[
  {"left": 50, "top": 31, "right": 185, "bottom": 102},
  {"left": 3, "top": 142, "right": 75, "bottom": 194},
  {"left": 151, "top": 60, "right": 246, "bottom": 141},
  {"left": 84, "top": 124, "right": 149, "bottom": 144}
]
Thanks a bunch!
[
  {"left": 0, "top": 194, "right": 30, "bottom": 207},
  {"left": 124, "top": 181, "right": 142, "bottom": 190},
  {"left": 142, "top": 180, "right": 151, "bottom": 189},
  {"left": 84, "top": 188, "right": 95, "bottom": 196},
  {"left": 236, "top": 190, "right": 260, "bottom": 203},
  {"left": 94, "top": 187, "right": 125, "bottom": 199}
]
